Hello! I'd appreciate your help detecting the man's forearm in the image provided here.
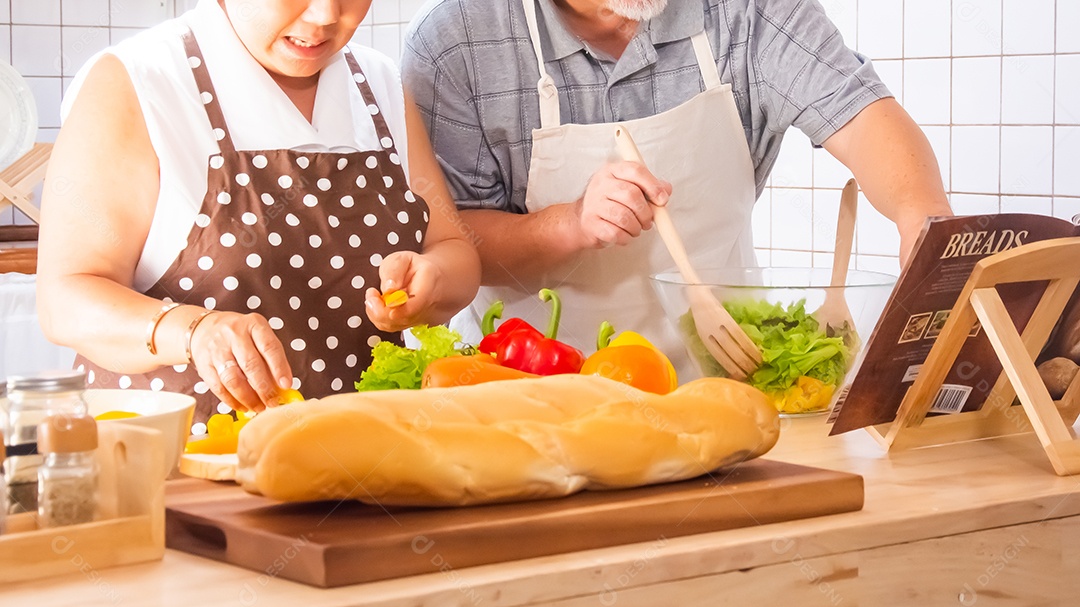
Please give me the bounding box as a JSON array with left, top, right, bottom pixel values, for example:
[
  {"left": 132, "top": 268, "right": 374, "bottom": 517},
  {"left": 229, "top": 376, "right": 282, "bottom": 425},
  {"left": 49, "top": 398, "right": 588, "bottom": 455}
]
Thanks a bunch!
[
  {"left": 459, "top": 206, "right": 587, "bottom": 286},
  {"left": 823, "top": 98, "right": 952, "bottom": 264}
]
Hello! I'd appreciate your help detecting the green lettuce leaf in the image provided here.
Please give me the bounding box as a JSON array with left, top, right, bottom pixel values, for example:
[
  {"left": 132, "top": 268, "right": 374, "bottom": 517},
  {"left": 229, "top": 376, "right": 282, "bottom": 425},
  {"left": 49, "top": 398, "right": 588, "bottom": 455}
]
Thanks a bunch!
[
  {"left": 680, "top": 299, "right": 850, "bottom": 393},
  {"left": 354, "top": 325, "right": 469, "bottom": 391}
]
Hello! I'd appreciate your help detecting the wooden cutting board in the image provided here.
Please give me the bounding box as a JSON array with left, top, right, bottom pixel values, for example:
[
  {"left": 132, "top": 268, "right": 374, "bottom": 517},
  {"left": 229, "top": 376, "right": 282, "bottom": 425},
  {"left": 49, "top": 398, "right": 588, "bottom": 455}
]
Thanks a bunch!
[{"left": 165, "top": 459, "right": 863, "bottom": 588}]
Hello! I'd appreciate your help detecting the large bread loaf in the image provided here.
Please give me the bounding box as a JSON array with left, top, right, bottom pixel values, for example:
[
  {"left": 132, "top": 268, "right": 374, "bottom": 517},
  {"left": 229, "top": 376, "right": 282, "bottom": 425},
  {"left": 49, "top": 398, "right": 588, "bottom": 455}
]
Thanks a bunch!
[{"left": 236, "top": 375, "right": 780, "bottom": 506}]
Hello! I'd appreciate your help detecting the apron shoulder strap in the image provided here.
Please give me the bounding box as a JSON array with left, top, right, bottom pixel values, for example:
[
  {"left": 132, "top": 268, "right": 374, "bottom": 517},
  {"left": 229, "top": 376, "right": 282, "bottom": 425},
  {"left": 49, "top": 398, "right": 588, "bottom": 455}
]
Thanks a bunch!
[
  {"left": 690, "top": 30, "right": 723, "bottom": 91},
  {"left": 521, "top": 0, "right": 562, "bottom": 129},
  {"left": 343, "top": 48, "right": 400, "bottom": 153},
  {"left": 181, "top": 27, "right": 237, "bottom": 156}
]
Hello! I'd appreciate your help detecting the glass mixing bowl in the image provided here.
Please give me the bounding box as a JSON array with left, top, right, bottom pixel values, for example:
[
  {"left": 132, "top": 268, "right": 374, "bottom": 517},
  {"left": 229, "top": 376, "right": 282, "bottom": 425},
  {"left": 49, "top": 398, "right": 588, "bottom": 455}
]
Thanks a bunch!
[{"left": 651, "top": 268, "right": 896, "bottom": 416}]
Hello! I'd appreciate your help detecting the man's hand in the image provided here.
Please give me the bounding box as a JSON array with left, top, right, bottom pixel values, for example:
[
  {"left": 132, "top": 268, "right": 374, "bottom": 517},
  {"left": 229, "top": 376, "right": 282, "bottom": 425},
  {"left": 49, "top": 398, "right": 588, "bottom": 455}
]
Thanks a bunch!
[{"left": 574, "top": 161, "right": 672, "bottom": 248}]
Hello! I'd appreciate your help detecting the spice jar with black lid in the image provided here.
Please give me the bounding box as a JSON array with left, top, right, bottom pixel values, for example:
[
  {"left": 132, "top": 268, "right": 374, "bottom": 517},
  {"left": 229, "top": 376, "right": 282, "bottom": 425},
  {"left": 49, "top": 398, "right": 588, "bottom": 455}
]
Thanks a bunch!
[
  {"left": 37, "top": 413, "right": 99, "bottom": 528},
  {"left": 4, "top": 370, "right": 88, "bottom": 514}
]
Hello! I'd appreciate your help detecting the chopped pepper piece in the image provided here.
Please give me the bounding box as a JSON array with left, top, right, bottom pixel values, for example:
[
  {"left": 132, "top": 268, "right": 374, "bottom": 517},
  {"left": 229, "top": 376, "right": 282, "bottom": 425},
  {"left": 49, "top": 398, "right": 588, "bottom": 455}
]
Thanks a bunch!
[
  {"left": 185, "top": 413, "right": 248, "bottom": 455},
  {"left": 382, "top": 289, "right": 409, "bottom": 308}
]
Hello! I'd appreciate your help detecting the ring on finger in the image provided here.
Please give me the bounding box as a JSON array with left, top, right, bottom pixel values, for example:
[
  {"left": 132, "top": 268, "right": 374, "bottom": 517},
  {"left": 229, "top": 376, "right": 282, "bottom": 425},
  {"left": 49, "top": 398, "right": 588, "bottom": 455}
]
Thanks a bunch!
[{"left": 215, "top": 360, "right": 240, "bottom": 375}]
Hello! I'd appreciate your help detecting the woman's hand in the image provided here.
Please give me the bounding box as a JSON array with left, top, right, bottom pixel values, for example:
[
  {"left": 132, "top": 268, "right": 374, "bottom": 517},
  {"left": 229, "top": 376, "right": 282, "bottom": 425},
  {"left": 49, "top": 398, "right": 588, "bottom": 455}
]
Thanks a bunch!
[
  {"left": 187, "top": 311, "right": 293, "bottom": 413},
  {"left": 364, "top": 250, "right": 444, "bottom": 332}
]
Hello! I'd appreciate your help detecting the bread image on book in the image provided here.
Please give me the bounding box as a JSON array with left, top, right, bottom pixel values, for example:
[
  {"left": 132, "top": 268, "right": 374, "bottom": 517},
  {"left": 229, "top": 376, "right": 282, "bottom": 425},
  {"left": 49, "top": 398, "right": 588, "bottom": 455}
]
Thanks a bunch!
[{"left": 829, "top": 213, "right": 1080, "bottom": 434}]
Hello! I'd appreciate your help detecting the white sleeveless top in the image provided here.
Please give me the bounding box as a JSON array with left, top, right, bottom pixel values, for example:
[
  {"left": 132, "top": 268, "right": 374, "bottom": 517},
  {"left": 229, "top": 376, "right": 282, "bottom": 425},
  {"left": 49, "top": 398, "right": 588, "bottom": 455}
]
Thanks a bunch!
[{"left": 61, "top": 0, "right": 411, "bottom": 292}]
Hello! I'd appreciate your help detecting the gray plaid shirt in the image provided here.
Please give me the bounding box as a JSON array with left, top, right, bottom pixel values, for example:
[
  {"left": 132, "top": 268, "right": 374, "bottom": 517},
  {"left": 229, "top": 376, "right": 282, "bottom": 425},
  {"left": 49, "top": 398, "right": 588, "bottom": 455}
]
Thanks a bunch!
[{"left": 402, "top": 0, "right": 891, "bottom": 214}]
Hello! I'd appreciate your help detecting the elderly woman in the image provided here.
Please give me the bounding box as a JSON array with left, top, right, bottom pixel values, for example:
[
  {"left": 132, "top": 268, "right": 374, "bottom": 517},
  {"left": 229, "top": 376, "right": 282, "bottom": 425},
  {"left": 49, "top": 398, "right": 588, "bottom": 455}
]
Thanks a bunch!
[{"left": 36, "top": 0, "right": 481, "bottom": 434}]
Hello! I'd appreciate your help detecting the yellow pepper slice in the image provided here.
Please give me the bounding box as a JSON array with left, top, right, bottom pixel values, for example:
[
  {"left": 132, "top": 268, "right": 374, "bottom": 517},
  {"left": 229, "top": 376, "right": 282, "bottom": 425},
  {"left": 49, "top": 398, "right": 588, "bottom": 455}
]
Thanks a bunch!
[
  {"left": 768, "top": 376, "right": 836, "bottom": 414},
  {"left": 277, "top": 388, "right": 305, "bottom": 405},
  {"left": 94, "top": 411, "right": 140, "bottom": 421},
  {"left": 382, "top": 289, "right": 409, "bottom": 308}
]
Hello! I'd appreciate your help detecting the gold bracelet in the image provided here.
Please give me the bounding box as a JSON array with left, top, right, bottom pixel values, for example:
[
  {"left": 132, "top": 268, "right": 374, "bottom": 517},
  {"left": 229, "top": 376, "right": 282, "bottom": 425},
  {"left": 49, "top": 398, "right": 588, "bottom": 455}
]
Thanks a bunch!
[
  {"left": 184, "top": 310, "right": 216, "bottom": 364},
  {"left": 145, "top": 302, "right": 181, "bottom": 355}
]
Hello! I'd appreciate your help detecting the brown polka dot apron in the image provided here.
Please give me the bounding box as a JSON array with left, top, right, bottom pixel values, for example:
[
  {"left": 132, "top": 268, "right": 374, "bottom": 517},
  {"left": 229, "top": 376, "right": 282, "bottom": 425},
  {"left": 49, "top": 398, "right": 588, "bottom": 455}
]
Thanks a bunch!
[{"left": 75, "top": 30, "right": 430, "bottom": 433}]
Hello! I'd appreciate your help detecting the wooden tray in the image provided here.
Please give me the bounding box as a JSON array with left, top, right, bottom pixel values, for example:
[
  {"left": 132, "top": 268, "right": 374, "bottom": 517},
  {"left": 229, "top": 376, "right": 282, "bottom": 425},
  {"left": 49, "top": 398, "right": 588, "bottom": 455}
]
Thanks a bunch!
[
  {"left": 165, "top": 459, "right": 863, "bottom": 588},
  {"left": 0, "top": 424, "right": 165, "bottom": 584}
]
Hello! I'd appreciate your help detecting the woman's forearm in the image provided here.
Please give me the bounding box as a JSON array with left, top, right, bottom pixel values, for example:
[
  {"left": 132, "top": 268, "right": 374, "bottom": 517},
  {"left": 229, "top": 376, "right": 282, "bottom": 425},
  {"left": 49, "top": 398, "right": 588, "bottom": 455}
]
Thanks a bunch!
[
  {"left": 37, "top": 274, "right": 208, "bottom": 373},
  {"left": 423, "top": 237, "right": 482, "bottom": 324}
]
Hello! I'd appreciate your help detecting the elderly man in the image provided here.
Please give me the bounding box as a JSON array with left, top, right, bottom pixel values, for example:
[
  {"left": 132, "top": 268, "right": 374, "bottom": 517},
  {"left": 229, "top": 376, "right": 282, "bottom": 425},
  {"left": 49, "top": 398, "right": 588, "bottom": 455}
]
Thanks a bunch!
[{"left": 401, "top": 0, "right": 951, "bottom": 376}]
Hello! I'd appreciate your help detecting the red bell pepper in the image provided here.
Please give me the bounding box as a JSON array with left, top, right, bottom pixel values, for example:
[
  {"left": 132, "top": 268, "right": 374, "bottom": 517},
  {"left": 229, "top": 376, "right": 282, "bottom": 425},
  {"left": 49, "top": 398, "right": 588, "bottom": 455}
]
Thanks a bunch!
[
  {"left": 477, "top": 300, "right": 540, "bottom": 355},
  {"left": 482, "top": 289, "right": 585, "bottom": 375}
]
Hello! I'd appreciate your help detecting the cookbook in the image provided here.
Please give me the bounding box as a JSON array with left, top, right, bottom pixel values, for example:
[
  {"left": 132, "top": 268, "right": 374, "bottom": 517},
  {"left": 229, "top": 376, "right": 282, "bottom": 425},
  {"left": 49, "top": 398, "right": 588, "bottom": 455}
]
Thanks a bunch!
[{"left": 828, "top": 213, "right": 1080, "bottom": 435}]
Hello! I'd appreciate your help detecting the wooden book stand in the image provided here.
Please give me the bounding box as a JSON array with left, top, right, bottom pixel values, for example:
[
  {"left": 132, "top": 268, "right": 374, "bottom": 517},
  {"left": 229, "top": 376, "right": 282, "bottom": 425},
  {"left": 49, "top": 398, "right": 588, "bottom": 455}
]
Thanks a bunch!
[
  {"left": 0, "top": 142, "right": 52, "bottom": 224},
  {"left": 866, "top": 237, "right": 1080, "bottom": 476}
]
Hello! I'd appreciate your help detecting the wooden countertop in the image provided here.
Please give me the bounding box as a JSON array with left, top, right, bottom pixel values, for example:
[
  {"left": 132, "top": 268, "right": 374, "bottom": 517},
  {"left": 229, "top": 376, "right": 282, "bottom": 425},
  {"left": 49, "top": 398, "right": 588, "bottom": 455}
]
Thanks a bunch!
[{"left": 4, "top": 416, "right": 1080, "bottom": 606}]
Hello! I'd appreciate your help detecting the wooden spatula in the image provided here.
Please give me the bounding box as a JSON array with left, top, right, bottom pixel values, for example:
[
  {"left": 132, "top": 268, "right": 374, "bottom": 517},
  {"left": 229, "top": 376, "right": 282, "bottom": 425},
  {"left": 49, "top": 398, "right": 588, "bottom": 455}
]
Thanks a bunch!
[
  {"left": 613, "top": 126, "right": 762, "bottom": 379},
  {"left": 815, "top": 178, "right": 859, "bottom": 352}
]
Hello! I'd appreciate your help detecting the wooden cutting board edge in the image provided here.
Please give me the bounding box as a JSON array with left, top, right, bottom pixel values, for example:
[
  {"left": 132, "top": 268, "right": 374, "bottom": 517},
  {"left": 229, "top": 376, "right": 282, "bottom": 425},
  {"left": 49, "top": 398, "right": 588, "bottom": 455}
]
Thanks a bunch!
[{"left": 165, "top": 459, "right": 864, "bottom": 588}]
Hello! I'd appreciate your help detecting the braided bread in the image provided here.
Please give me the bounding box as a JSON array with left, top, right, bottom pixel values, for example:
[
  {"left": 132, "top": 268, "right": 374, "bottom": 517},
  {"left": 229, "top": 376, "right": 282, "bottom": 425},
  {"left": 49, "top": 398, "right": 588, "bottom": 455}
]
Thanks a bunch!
[{"left": 236, "top": 375, "right": 780, "bottom": 506}]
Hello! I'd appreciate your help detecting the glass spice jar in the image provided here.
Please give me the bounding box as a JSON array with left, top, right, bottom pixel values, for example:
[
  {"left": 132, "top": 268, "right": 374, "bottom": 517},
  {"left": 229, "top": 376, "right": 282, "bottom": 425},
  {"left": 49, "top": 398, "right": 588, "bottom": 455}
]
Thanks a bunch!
[
  {"left": 4, "top": 371, "right": 89, "bottom": 514},
  {"left": 37, "top": 413, "right": 99, "bottom": 528}
]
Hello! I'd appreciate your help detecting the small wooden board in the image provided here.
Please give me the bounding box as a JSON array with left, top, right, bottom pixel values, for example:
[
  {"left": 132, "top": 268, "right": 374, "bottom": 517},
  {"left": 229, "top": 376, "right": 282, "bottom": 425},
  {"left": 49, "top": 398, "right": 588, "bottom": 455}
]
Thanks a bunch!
[
  {"left": 178, "top": 452, "right": 237, "bottom": 481},
  {"left": 165, "top": 459, "right": 863, "bottom": 588},
  {"left": 0, "top": 424, "right": 165, "bottom": 584}
]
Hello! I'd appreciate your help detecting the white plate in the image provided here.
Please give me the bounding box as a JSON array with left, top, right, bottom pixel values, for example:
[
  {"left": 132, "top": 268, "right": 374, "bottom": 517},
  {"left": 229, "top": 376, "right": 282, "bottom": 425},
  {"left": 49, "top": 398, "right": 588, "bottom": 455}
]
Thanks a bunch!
[{"left": 0, "top": 61, "right": 39, "bottom": 172}]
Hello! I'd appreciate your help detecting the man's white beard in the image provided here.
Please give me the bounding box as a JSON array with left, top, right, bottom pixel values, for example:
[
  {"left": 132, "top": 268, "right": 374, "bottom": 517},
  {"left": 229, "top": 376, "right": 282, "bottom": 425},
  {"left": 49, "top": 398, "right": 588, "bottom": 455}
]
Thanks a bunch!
[{"left": 606, "top": 0, "right": 669, "bottom": 21}]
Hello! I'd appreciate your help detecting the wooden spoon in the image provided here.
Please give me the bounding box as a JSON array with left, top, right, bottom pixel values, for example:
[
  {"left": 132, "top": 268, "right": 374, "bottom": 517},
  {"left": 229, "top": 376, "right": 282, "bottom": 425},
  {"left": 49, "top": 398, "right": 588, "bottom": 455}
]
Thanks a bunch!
[
  {"left": 815, "top": 178, "right": 859, "bottom": 352},
  {"left": 613, "top": 126, "right": 762, "bottom": 379}
]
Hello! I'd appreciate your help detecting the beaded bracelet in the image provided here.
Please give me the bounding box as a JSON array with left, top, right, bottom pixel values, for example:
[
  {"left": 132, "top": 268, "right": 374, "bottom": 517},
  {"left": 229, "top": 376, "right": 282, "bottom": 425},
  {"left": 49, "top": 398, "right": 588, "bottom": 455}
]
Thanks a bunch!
[
  {"left": 145, "top": 302, "right": 181, "bottom": 355},
  {"left": 184, "top": 310, "right": 216, "bottom": 364}
]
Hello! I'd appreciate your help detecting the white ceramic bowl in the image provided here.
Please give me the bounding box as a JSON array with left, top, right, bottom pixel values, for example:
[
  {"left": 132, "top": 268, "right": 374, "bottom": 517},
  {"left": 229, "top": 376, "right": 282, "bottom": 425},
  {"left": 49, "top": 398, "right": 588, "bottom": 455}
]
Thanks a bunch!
[{"left": 84, "top": 389, "right": 196, "bottom": 478}]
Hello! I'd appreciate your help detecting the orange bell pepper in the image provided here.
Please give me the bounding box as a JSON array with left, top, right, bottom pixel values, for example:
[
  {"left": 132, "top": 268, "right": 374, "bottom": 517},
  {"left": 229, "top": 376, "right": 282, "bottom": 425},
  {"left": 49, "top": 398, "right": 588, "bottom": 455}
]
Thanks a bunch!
[{"left": 580, "top": 322, "right": 674, "bottom": 395}]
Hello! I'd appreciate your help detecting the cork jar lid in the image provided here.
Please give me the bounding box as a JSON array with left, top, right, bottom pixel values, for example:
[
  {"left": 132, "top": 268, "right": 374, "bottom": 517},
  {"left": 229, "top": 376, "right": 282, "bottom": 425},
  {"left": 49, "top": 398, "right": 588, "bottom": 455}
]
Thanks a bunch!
[{"left": 38, "top": 414, "right": 98, "bottom": 454}]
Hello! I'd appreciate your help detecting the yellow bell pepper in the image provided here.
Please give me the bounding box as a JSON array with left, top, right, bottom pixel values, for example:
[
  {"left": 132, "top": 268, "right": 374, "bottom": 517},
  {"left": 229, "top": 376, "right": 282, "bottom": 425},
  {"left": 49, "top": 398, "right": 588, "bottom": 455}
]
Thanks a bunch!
[{"left": 594, "top": 322, "right": 678, "bottom": 392}]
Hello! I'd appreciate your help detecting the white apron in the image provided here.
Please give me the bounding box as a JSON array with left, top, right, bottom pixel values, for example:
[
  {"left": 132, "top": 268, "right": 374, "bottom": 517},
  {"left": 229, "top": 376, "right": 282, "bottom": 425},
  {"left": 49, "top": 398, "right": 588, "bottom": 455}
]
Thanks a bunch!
[{"left": 470, "top": 0, "right": 758, "bottom": 379}]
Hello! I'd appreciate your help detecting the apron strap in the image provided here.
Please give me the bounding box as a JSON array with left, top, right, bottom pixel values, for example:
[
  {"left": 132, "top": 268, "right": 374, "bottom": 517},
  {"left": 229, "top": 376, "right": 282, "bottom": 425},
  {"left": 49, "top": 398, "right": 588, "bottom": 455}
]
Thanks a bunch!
[
  {"left": 181, "top": 27, "right": 237, "bottom": 156},
  {"left": 690, "top": 30, "right": 722, "bottom": 91},
  {"left": 343, "top": 48, "right": 400, "bottom": 153},
  {"left": 521, "top": 0, "right": 562, "bottom": 129}
]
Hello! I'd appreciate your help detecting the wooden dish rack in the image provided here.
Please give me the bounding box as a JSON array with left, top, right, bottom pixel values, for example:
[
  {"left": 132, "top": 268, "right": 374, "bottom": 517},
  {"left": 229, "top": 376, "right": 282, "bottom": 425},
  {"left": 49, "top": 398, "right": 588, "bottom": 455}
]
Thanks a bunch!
[{"left": 0, "top": 143, "right": 51, "bottom": 225}]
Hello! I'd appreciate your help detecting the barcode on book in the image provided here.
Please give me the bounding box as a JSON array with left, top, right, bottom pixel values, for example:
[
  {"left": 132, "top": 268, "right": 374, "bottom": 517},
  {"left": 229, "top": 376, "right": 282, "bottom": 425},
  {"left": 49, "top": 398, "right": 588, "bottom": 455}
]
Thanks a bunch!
[
  {"left": 928, "top": 384, "right": 973, "bottom": 414},
  {"left": 826, "top": 384, "right": 852, "bottom": 424}
]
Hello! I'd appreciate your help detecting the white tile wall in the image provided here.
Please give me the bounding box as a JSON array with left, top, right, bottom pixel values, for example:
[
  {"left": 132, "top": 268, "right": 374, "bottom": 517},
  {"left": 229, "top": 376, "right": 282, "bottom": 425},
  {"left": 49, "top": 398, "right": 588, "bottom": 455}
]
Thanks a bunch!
[
  {"left": 0, "top": 25, "right": 9, "bottom": 64},
  {"left": 903, "top": 59, "right": 950, "bottom": 124},
  {"left": 1001, "top": 55, "right": 1054, "bottom": 125},
  {"left": 61, "top": 0, "right": 110, "bottom": 27},
  {"left": 3, "top": 0, "right": 1080, "bottom": 273},
  {"left": 1056, "top": 55, "right": 1080, "bottom": 124},
  {"left": 1001, "top": 0, "right": 1054, "bottom": 56},
  {"left": 952, "top": 56, "right": 1000, "bottom": 124},
  {"left": 1059, "top": 2, "right": 1080, "bottom": 53},
  {"left": 904, "top": 0, "right": 950, "bottom": 58},
  {"left": 953, "top": 0, "right": 1003, "bottom": 57},
  {"left": 763, "top": 0, "right": 1080, "bottom": 272}
]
